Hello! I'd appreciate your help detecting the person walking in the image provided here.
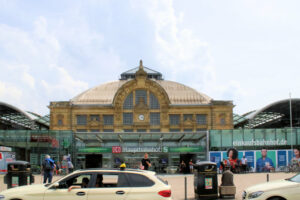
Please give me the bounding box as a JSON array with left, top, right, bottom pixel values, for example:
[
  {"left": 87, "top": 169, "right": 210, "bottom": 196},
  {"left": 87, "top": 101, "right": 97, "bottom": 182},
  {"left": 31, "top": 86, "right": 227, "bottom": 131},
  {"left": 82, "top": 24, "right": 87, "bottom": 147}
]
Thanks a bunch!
[
  {"left": 141, "top": 153, "right": 151, "bottom": 170},
  {"left": 67, "top": 160, "right": 74, "bottom": 174},
  {"left": 179, "top": 160, "right": 186, "bottom": 173},
  {"left": 42, "top": 155, "right": 55, "bottom": 184},
  {"left": 189, "top": 159, "right": 194, "bottom": 173}
]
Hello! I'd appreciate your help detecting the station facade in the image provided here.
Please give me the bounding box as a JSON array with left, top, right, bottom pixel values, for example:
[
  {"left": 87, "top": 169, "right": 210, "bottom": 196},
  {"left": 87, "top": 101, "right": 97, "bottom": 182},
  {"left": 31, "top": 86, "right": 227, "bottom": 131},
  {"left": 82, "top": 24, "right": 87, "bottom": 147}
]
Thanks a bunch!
[{"left": 48, "top": 61, "right": 234, "bottom": 171}]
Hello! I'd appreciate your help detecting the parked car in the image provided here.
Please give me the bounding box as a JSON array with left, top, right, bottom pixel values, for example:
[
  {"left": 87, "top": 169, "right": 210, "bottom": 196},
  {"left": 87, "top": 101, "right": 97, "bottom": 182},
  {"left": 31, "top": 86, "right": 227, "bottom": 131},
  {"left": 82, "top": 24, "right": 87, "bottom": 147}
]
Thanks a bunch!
[
  {"left": 0, "top": 168, "right": 172, "bottom": 200},
  {"left": 242, "top": 173, "right": 300, "bottom": 200}
]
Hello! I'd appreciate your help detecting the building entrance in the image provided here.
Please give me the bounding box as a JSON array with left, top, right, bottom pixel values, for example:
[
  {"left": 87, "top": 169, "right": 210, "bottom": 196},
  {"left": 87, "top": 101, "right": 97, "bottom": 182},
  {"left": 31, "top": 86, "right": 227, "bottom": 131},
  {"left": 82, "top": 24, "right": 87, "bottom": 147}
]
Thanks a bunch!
[
  {"left": 85, "top": 154, "right": 102, "bottom": 168},
  {"left": 180, "top": 153, "right": 196, "bottom": 173}
]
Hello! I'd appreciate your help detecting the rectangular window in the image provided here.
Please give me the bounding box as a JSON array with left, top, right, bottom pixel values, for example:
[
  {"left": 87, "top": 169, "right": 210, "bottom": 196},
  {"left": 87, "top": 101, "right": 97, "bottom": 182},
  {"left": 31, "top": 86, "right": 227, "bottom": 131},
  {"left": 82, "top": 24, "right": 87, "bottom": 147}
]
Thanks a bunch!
[
  {"left": 184, "top": 129, "right": 193, "bottom": 132},
  {"left": 123, "top": 113, "right": 133, "bottom": 125},
  {"left": 150, "top": 113, "right": 160, "bottom": 125},
  {"left": 135, "top": 90, "right": 147, "bottom": 105},
  {"left": 137, "top": 129, "right": 146, "bottom": 132},
  {"left": 103, "top": 115, "right": 114, "bottom": 125},
  {"left": 90, "top": 115, "right": 100, "bottom": 122},
  {"left": 150, "top": 129, "right": 160, "bottom": 132},
  {"left": 90, "top": 129, "right": 99, "bottom": 132},
  {"left": 183, "top": 114, "right": 193, "bottom": 121},
  {"left": 103, "top": 129, "right": 114, "bottom": 132},
  {"left": 76, "top": 115, "right": 87, "bottom": 125},
  {"left": 170, "top": 129, "right": 180, "bottom": 132},
  {"left": 196, "top": 114, "right": 207, "bottom": 125},
  {"left": 150, "top": 93, "right": 160, "bottom": 109},
  {"left": 169, "top": 114, "right": 180, "bottom": 125},
  {"left": 58, "top": 119, "right": 63, "bottom": 126},
  {"left": 124, "top": 129, "right": 133, "bottom": 132},
  {"left": 76, "top": 129, "right": 87, "bottom": 132}
]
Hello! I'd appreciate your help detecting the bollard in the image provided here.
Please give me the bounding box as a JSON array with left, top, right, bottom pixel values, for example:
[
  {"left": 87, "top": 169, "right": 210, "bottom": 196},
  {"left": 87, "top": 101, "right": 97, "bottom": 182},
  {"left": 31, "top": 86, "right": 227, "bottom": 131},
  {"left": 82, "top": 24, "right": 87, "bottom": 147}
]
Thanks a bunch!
[
  {"left": 267, "top": 174, "right": 269, "bottom": 182},
  {"left": 184, "top": 176, "right": 187, "bottom": 200}
]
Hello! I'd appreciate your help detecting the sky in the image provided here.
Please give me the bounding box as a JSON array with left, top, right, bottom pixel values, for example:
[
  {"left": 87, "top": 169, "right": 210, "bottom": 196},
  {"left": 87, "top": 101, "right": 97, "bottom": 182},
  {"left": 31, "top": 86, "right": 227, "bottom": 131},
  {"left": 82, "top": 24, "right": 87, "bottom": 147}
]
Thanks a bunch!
[{"left": 0, "top": 0, "right": 300, "bottom": 116}]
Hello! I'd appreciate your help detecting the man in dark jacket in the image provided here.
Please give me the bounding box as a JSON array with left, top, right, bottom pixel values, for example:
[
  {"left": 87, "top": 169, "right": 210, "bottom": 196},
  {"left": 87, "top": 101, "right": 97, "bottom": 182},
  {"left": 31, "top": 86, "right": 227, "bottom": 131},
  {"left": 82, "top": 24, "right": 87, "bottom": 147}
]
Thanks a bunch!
[{"left": 42, "top": 155, "right": 55, "bottom": 183}]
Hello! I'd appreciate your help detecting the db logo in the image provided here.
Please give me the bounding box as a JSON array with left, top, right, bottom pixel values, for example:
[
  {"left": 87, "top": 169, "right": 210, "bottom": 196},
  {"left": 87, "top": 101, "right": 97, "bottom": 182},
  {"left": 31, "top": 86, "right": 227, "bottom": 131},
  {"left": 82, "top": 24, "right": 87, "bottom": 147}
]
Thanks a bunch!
[{"left": 112, "top": 146, "right": 122, "bottom": 154}]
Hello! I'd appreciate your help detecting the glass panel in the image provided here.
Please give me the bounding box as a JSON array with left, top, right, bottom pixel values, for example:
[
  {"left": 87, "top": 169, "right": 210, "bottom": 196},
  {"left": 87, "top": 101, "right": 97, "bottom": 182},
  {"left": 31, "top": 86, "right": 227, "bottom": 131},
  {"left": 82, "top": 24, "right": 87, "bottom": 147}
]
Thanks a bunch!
[
  {"left": 150, "top": 113, "right": 160, "bottom": 125},
  {"left": 170, "top": 129, "right": 180, "bottom": 132},
  {"left": 123, "top": 113, "right": 133, "bottom": 125},
  {"left": 276, "top": 129, "right": 286, "bottom": 141},
  {"left": 254, "top": 129, "right": 264, "bottom": 141},
  {"left": 265, "top": 129, "right": 276, "bottom": 140},
  {"left": 221, "top": 130, "right": 232, "bottom": 147},
  {"left": 150, "top": 93, "right": 160, "bottom": 109},
  {"left": 298, "top": 129, "right": 300, "bottom": 145},
  {"left": 210, "top": 130, "right": 221, "bottom": 148},
  {"left": 286, "top": 128, "right": 297, "bottom": 146},
  {"left": 150, "top": 129, "right": 160, "bottom": 132},
  {"left": 169, "top": 114, "right": 180, "bottom": 125},
  {"left": 103, "top": 129, "right": 114, "bottom": 132},
  {"left": 196, "top": 114, "right": 207, "bottom": 125},
  {"left": 123, "top": 93, "right": 133, "bottom": 109},
  {"left": 232, "top": 129, "right": 243, "bottom": 146},
  {"left": 135, "top": 90, "right": 147, "bottom": 105},
  {"left": 76, "top": 115, "right": 87, "bottom": 125},
  {"left": 103, "top": 115, "right": 114, "bottom": 125},
  {"left": 244, "top": 129, "right": 254, "bottom": 142},
  {"left": 90, "top": 115, "right": 100, "bottom": 122}
]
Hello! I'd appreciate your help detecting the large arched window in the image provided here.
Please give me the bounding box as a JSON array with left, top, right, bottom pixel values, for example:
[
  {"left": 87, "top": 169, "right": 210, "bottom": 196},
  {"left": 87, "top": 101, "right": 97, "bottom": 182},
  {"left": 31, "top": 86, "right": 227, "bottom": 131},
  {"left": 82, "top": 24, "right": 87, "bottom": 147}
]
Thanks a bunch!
[
  {"left": 135, "top": 90, "right": 147, "bottom": 105},
  {"left": 150, "top": 93, "right": 160, "bottom": 109},
  {"left": 123, "top": 93, "right": 133, "bottom": 109}
]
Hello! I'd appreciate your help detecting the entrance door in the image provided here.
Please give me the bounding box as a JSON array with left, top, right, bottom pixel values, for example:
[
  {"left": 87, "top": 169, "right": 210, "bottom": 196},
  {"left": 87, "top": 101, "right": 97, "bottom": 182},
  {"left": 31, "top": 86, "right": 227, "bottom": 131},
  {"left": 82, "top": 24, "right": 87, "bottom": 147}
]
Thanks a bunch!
[
  {"left": 85, "top": 154, "right": 102, "bottom": 168},
  {"left": 180, "top": 154, "right": 196, "bottom": 173}
]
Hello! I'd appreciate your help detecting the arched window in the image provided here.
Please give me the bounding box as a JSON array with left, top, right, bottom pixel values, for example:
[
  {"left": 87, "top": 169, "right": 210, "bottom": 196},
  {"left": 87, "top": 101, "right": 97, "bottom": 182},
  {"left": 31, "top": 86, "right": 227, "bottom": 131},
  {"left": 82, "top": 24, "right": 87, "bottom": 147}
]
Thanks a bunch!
[
  {"left": 135, "top": 90, "right": 147, "bottom": 105},
  {"left": 123, "top": 93, "right": 133, "bottom": 109},
  {"left": 150, "top": 93, "right": 160, "bottom": 109}
]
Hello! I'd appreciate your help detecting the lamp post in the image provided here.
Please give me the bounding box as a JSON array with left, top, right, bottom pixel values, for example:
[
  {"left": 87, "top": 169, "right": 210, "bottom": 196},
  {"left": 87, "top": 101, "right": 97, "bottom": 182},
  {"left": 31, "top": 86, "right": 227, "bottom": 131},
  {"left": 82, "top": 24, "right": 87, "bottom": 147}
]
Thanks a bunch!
[{"left": 289, "top": 93, "right": 293, "bottom": 151}]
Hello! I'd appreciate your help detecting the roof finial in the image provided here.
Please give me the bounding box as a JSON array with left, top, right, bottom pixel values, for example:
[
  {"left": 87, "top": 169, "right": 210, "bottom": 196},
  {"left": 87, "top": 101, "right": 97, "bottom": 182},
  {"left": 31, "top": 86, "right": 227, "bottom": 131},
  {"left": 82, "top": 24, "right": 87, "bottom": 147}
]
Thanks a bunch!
[{"left": 139, "top": 59, "right": 143, "bottom": 69}]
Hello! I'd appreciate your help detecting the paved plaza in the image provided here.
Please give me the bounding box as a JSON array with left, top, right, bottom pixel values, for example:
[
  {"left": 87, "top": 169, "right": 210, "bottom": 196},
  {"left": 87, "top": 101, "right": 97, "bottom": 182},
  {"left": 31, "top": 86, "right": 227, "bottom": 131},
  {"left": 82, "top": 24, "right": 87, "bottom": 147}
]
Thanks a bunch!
[{"left": 0, "top": 172, "right": 297, "bottom": 200}]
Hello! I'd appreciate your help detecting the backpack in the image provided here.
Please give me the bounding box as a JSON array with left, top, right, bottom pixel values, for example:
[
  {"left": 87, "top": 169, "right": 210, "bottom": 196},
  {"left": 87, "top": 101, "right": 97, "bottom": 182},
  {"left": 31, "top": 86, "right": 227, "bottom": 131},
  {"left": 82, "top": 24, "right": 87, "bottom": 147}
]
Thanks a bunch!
[{"left": 44, "top": 160, "right": 54, "bottom": 170}]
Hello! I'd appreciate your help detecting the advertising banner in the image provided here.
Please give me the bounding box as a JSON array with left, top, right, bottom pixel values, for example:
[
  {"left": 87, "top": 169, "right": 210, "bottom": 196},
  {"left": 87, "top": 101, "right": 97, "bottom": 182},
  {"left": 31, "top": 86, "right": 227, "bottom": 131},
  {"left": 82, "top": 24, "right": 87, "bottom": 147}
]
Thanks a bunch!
[
  {"left": 78, "top": 147, "right": 112, "bottom": 153},
  {"left": 277, "top": 150, "right": 287, "bottom": 167},
  {"left": 245, "top": 151, "right": 255, "bottom": 168},
  {"left": 209, "top": 152, "right": 222, "bottom": 168}
]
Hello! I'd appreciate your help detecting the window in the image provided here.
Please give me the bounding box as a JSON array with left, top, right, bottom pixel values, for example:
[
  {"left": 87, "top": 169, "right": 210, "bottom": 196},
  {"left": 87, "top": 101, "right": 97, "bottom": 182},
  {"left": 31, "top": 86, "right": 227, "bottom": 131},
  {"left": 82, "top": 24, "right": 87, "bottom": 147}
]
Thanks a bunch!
[
  {"left": 184, "top": 114, "right": 193, "bottom": 121},
  {"left": 90, "top": 115, "right": 100, "bottom": 122},
  {"left": 196, "top": 114, "right": 207, "bottom": 125},
  {"left": 77, "top": 129, "right": 87, "bottom": 132},
  {"left": 58, "top": 119, "right": 63, "bottom": 126},
  {"left": 123, "top": 93, "right": 133, "bottom": 109},
  {"left": 137, "top": 129, "right": 146, "bottom": 132},
  {"left": 90, "top": 129, "right": 99, "bottom": 132},
  {"left": 92, "top": 173, "right": 130, "bottom": 188},
  {"left": 135, "top": 90, "right": 147, "bottom": 105},
  {"left": 126, "top": 173, "right": 154, "bottom": 187},
  {"left": 58, "top": 173, "right": 92, "bottom": 189},
  {"left": 123, "top": 113, "right": 133, "bottom": 125},
  {"left": 150, "top": 113, "right": 160, "bottom": 125},
  {"left": 184, "top": 129, "right": 193, "bottom": 132},
  {"left": 124, "top": 129, "right": 133, "bottom": 132},
  {"left": 150, "top": 129, "right": 160, "bottom": 132},
  {"left": 170, "top": 129, "right": 180, "bottom": 132},
  {"left": 220, "top": 118, "right": 226, "bottom": 125},
  {"left": 169, "top": 114, "right": 180, "bottom": 125},
  {"left": 77, "top": 115, "right": 87, "bottom": 125},
  {"left": 103, "top": 129, "right": 114, "bottom": 132},
  {"left": 150, "top": 93, "right": 160, "bottom": 109},
  {"left": 103, "top": 115, "right": 114, "bottom": 125}
]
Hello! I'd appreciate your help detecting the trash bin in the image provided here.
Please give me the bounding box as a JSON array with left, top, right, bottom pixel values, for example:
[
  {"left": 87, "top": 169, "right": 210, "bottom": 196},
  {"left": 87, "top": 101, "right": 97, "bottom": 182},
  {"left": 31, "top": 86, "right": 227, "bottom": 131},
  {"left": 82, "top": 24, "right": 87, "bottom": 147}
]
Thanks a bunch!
[
  {"left": 4, "top": 161, "right": 34, "bottom": 189},
  {"left": 194, "top": 161, "right": 218, "bottom": 200}
]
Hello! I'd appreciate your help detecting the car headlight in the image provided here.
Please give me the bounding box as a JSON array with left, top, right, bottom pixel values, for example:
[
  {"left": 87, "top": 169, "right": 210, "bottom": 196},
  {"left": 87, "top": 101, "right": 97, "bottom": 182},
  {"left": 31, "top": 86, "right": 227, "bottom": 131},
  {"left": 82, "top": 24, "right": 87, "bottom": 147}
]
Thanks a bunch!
[
  {"left": 248, "top": 191, "right": 264, "bottom": 199},
  {"left": 0, "top": 194, "right": 5, "bottom": 200}
]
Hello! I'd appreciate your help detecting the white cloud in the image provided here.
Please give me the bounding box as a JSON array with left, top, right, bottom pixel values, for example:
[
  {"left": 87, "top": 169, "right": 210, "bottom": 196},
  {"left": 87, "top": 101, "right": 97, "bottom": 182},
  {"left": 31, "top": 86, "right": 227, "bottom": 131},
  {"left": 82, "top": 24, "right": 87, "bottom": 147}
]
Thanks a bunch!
[
  {"left": 22, "top": 72, "right": 35, "bottom": 89},
  {"left": 0, "top": 81, "right": 23, "bottom": 106}
]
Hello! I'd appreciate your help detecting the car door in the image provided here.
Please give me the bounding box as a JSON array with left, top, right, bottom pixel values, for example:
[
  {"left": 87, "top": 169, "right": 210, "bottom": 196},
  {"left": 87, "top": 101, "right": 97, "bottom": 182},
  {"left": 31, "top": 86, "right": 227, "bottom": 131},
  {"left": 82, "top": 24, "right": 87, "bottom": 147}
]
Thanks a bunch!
[
  {"left": 125, "top": 173, "right": 159, "bottom": 200},
  {"left": 43, "top": 173, "right": 93, "bottom": 200},
  {"left": 87, "top": 172, "right": 131, "bottom": 200}
]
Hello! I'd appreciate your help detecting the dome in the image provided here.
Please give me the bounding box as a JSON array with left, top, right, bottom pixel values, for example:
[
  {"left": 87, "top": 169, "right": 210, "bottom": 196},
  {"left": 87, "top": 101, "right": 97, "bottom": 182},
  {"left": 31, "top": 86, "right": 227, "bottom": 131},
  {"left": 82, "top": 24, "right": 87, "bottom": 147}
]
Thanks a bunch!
[{"left": 71, "top": 79, "right": 212, "bottom": 105}]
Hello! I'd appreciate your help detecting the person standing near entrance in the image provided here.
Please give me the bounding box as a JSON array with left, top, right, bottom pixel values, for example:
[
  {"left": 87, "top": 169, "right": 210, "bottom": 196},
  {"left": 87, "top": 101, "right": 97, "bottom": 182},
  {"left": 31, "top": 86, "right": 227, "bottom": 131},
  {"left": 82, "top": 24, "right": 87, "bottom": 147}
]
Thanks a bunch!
[
  {"left": 189, "top": 159, "right": 194, "bottom": 173},
  {"left": 141, "top": 153, "right": 151, "bottom": 170},
  {"left": 42, "top": 155, "right": 55, "bottom": 183}
]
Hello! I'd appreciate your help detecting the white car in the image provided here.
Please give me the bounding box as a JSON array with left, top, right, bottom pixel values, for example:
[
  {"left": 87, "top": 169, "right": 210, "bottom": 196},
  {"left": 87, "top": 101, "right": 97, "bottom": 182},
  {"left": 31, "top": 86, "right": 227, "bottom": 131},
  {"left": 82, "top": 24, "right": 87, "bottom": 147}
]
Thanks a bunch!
[
  {"left": 242, "top": 173, "right": 300, "bottom": 200},
  {"left": 0, "top": 169, "right": 172, "bottom": 200}
]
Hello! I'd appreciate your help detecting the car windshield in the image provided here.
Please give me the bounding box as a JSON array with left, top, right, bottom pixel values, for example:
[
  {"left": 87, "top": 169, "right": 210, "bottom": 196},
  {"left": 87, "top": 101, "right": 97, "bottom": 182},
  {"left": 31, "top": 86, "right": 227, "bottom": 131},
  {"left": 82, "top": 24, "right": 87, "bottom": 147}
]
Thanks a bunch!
[{"left": 286, "top": 173, "right": 300, "bottom": 183}]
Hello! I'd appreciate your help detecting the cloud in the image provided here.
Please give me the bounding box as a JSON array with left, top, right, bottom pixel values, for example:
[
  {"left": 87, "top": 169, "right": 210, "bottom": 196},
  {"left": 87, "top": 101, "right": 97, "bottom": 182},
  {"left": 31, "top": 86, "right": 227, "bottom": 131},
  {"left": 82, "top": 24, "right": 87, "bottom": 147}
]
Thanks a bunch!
[
  {"left": 0, "top": 81, "right": 23, "bottom": 106},
  {"left": 22, "top": 72, "right": 35, "bottom": 89}
]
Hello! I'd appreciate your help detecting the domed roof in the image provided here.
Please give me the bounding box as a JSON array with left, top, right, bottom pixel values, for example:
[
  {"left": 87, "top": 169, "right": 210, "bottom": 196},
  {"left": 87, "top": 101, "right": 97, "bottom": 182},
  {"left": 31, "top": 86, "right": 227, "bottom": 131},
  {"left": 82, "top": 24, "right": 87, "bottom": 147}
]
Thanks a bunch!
[{"left": 71, "top": 79, "right": 212, "bottom": 105}]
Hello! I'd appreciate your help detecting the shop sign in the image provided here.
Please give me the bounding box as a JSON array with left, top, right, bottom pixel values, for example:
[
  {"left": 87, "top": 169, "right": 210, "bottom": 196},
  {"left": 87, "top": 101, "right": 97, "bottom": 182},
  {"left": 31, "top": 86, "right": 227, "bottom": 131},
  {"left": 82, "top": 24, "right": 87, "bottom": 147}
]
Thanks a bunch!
[
  {"left": 168, "top": 146, "right": 203, "bottom": 153},
  {"left": 78, "top": 147, "right": 112, "bottom": 153},
  {"left": 0, "top": 146, "right": 12, "bottom": 152},
  {"left": 233, "top": 139, "right": 287, "bottom": 147},
  {"left": 122, "top": 147, "right": 162, "bottom": 153},
  {"left": 112, "top": 146, "right": 122, "bottom": 154}
]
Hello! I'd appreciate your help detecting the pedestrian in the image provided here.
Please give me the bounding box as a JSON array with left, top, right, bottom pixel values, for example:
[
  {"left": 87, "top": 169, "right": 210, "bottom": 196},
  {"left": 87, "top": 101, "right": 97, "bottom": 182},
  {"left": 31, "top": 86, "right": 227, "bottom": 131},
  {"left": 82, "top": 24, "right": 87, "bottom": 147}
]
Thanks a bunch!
[
  {"left": 141, "top": 153, "right": 151, "bottom": 170},
  {"left": 180, "top": 160, "right": 186, "bottom": 173},
  {"left": 42, "top": 155, "right": 55, "bottom": 184},
  {"left": 189, "top": 159, "right": 194, "bottom": 173},
  {"left": 67, "top": 160, "right": 74, "bottom": 174}
]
